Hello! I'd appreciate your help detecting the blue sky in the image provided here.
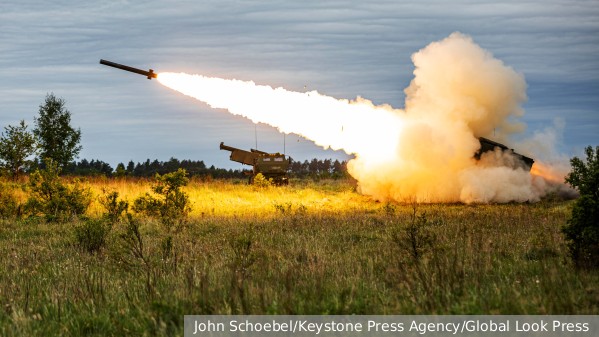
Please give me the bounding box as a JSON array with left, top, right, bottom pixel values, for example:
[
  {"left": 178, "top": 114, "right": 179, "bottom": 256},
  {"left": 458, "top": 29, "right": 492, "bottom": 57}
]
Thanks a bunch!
[{"left": 1, "top": 0, "right": 597, "bottom": 169}]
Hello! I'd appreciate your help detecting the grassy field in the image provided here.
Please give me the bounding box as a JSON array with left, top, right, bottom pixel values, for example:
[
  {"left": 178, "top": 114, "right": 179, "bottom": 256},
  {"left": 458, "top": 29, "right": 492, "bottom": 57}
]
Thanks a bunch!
[{"left": 0, "top": 177, "right": 597, "bottom": 336}]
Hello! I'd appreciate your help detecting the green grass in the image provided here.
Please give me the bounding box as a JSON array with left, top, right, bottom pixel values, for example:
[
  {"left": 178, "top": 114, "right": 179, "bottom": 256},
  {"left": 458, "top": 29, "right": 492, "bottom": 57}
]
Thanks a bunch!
[{"left": 0, "top": 178, "right": 597, "bottom": 336}]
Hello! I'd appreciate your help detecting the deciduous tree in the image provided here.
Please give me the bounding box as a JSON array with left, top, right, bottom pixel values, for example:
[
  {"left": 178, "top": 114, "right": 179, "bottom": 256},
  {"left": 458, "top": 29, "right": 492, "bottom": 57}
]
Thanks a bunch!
[
  {"left": 33, "top": 93, "right": 82, "bottom": 168},
  {"left": 0, "top": 120, "right": 36, "bottom": 178},
  {"left": 562, "top": 145, "right": 599, "bottom": 268}
]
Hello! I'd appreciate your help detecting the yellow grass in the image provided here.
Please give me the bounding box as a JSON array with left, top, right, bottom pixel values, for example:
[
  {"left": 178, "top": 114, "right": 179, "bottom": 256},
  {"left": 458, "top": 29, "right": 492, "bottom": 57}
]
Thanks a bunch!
[
  {"left": 1, "top": 175, "right": 597, "bottom": 337},
  {"left": 81, "top": 177, "right": 374, "bottom": 218}
]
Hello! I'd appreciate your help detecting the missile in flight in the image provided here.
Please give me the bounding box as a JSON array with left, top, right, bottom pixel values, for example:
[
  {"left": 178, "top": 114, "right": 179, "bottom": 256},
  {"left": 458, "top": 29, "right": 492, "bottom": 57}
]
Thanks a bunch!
[{"left": 99, "top": 59, "right": 157, "bottom": 80}]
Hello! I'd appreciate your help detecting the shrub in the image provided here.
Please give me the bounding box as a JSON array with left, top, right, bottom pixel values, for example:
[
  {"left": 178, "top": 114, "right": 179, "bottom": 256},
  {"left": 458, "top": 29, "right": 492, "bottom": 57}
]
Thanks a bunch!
[
  {"left": 26, "top": 159, "right": 91, "bottom": 222},
  {"left": 133, "top": 168, "right": 191, "bottom": 229},
  {"left": 75, "top": 218, "right": 110, "bottom": 253},
  {"left": 118, "top": 214, "right": 147, "bottom": 264},
  {"left": 393, "top": 207, "right": 436, "bottom": 262},
  {"left": 0, "top": 185, "right": 20, "bottom": 218},
  {"left": 100, "top": 190, "right": 128, "bottom": 225},
  {"left": 114, "top": 213, "right": 154, "bottom": 294},
  {"left": 382, "top": 202, "right": 396, "bottom": 216},
  {"left": 562, "top": 145, "right": 599, "bottom": 268},
  {"left": 252, "top": 173, "right": 272, "bottom": 188}
]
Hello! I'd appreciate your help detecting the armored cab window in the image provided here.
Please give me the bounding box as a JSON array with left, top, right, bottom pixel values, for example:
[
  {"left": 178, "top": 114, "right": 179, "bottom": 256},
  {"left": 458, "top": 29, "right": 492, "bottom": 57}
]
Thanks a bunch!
[
  {"left": 262, "top": 158, "right": 271, "bottom": 162},
  {"left": 274, "top": 157, "right": 284, "bottom": 162}
]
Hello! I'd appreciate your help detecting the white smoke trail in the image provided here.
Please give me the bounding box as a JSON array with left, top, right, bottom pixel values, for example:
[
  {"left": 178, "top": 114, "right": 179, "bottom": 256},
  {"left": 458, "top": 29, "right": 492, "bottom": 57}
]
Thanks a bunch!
[
  {"left": 158, "top": 32, "right": 572, "bottom": 203},
  {"left": 157, "top": 73, "right": 404, "bottom": 162}
]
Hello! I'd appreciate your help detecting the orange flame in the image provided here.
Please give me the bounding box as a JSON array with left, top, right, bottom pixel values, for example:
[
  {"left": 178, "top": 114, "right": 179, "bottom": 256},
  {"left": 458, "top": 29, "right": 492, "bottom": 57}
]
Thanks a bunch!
[{"left": 530, "top": 162, "right": 565, "bottom": 184}]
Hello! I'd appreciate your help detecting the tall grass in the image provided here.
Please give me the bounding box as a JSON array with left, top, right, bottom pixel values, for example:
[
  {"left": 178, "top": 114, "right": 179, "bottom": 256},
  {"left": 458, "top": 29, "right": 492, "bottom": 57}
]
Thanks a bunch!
[{"left": 0, "top": 177, "right": 597, "bottom": 336}]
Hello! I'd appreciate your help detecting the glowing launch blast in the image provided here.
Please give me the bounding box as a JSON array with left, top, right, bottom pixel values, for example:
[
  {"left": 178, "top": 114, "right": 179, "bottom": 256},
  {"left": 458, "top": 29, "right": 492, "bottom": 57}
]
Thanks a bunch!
[{"left": 103, "top": 32, "right": 573, "bottom": 203}]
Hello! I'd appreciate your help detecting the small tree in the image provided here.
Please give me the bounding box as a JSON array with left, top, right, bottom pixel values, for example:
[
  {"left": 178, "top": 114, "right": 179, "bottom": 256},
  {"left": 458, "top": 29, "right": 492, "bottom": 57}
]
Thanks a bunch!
[
  {"left": 0, "top": 120, "right": 36, "bottom": 178},
  {"left": 133, "top": 168, "right": 191, "bottom": 229},
  {"left": 562, "top": 145, "right": 599, "bottom": 268},
  {"left": 33, "top": 93, "right": 82, "bottom": 169},
  {"left": 100, "top": 190, "right": 129, "bottom": 225}
]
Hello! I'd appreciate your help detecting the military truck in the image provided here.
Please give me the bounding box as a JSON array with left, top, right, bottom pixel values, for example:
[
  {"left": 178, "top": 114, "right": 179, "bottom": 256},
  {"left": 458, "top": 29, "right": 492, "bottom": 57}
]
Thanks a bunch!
[
  {"left": 475, "top": 137, "right": 534, "bottom": 171},
  {"left": 220, "top": 142, "right": 290, "bottom": 185}
]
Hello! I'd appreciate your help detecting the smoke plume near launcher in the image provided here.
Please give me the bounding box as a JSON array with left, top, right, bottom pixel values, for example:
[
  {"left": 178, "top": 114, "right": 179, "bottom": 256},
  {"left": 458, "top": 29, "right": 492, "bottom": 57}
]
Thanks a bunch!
[{"left": 102, "top": 32, "right": 573, "bottom": 203}]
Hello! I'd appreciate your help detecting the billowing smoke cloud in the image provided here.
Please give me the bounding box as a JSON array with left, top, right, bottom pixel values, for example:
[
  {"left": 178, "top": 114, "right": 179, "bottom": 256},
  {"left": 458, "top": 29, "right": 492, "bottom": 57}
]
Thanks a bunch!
[
  {"left": 348, "top": 32, "right": 555, "bottom": 203},
  {"left": 158, "top": 32, "right": 573, "bottom": 203}
]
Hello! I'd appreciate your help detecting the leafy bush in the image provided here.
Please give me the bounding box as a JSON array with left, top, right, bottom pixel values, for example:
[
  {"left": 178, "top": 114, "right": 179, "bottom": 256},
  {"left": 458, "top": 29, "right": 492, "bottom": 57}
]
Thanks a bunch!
[
  {"left": 75, "top": 218, "right": 110, "bottom": 253},
  {"left": 100, "top": 190, "right": 128, "bottom": 225},
  {"left": 0, "top": 184, "right": 21, "bottom": 218},
  {"left": 84, "top": 190, "right": 128, "bottom": 259},
  {"left": 133, "top": 168, "right": 191, "bottom": 229},
  {"left": 26, "top": 159, "right": 91, "bottom": 222},
  {"left": 562, "top": 145, "right": 599, "bottom": 268},
  {"left": 252, "top": 173, "right": 273, "bottom": 188}
]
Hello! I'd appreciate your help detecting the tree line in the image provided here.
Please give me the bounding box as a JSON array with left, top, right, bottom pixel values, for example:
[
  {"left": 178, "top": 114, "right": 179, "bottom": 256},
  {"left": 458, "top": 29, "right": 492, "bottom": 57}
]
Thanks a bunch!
[
  {"left": 59, "top": 157, "right": 349, "bottom": 179},
  {"left": 61, "top": 158, "right": 242, "bottom": 178},
  {"left": 0, "top": 93, "right": 348, "bottom": 179}
]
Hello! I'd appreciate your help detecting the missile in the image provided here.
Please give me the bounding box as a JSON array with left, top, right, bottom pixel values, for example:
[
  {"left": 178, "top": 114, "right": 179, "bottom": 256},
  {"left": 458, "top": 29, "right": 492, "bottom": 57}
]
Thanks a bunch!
[{"left": 99, "top": 59, "right": 157, "bottom": 79}]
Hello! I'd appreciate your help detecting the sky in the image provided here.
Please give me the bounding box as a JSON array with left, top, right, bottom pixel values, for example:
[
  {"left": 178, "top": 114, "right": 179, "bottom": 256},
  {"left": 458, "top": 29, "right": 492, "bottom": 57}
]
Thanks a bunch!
[{"left": 1, "top": 0, "right": 598, "bottom": 169}]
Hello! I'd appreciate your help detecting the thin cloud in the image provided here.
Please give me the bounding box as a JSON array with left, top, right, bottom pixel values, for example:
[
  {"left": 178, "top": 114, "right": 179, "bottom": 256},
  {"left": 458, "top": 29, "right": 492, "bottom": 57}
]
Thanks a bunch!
[{"left": 0, "top": 0, "right": 597, "bottom": 168}]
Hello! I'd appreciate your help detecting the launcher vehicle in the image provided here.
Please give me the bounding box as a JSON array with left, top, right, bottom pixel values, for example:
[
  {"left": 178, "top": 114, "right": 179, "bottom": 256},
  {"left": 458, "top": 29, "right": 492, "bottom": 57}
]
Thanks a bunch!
[
  {"left": 220, "top": 142, "right": 290, "bottom": 185},
  {"left": 475, "top": 137, "right": 534, "bottom": 171}
]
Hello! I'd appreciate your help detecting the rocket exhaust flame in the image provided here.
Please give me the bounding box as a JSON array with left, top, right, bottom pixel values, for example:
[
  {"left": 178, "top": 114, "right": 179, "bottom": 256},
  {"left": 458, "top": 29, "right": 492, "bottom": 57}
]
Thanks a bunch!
[
  {"left": 530, "top": 161, "right": 571, "bottom": 185},
  {"left": 155, "top": 32, "right": 572, "bottom": 203},
  {"left": 157, "top": 73, "right": 403, "bottom": 162}
]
